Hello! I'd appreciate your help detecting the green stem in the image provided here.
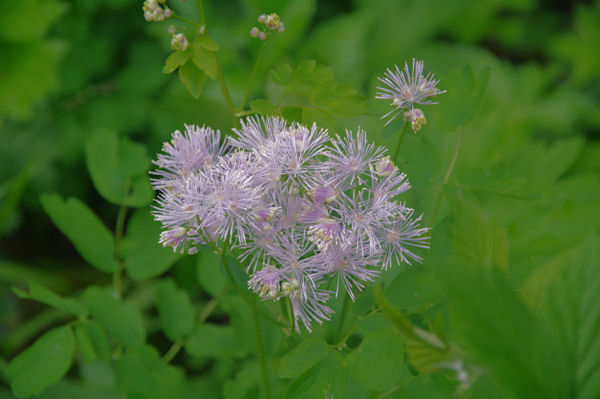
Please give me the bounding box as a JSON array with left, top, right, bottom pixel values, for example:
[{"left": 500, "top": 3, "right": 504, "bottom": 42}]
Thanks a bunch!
[
  {"left": 239, "top": 43, "right": 266, "bottom": 111},
  {"left": 335, "top": 293, "right": 351, "bottom": 343},
  {"left": 429, "top": 127, "right": 461, "bottom": 226},
  {"left": 162, "top": 338, "right": 184, "bottom": 363},
  {"left": 113, "top": 205, "right": 127, "bottom": 298},
  {"left": 252, "top": 300, "right": 272, "bottom": 399},
  {"left": 171, "top": 13, "right": 202, "bottom": 28},
  {"left": 196, "top": 0, "right": 206, "bottom": 26},
  {"left": 216, "top": 57, "right": 237, "bottom": 117},
  {"left": 391, "top": 122, "right": 409, "bottom": 163}
]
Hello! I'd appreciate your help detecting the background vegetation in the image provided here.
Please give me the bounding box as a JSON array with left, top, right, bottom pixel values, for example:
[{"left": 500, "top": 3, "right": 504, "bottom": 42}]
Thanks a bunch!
[{"left": 1, "top": 0, "right": 599, "bottom": 398}]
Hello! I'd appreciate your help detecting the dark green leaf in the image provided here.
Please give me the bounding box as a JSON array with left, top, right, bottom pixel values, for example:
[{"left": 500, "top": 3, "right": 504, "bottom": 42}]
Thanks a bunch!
[
  {"left": 155, "top": 279, "right": 195, "bottom": 341},
  {"left": 84, "top": 129, "right": 153, "bottom": 207},
  {"left": 82, "top": 286, "right": 145, "bottom": 348},
  {"left": 12, "top": 282, "right": 88, "bottom": 318},
  {"left": 185, "top": 324, "right": 245, "bottom": 359},
  {"left": 346, "top": 329, "right": 404, "bottom": 392},
  {"left": 385, "top": 268, "right": 437, "bottom": 313},
  {"left": 40, "top": 194, "right": 118, "bottom": 273},
  {"left": 122, "top": 209, "right": 182, "bottom": 280},
  {"left": 8, "top": 325, "right": 75, "bottom": 397},
  {"left": 285, "top": 350, "right": 345, "bottom": 399},
  {"left": 191, "top": 43, "right": 217, "bottom": 80},
  {"left": 278, "top": 337, "right": 329, "bottom": 379},
  {"left": 74, "top": 320, "right": 110, "bottom": 362},
  {"left": 178, "top": 62, "right": 206, "bottom": 99},
  {"left": 196, "top": 250, "right": 228, "bottom": 297},
  {"left": 162, "top": 48, "right": 191, "bottom": 74},
  {"left": 114, "top": 345, "right": 185, "bottom": 399}
]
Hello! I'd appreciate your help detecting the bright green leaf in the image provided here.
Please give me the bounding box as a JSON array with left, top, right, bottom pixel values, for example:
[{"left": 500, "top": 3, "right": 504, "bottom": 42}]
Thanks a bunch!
[
  {"left": 162, "top": 48, "right": 191, "bottom": 74},
  {"left": 178, "top": 61, "right": 206, "bottom": 99},
  {"left": 82, "top": 286, "right": 145, "bottom": 348},
  {"left": 346, "top": 329, "right": 404, "bottom": 392},
  {"left": 40, "top": 194, "right": 118, "bottom": 273},
  {"left": 8, "top": 325, "right": 75, "bottom": 397},
  {"left": 196, "top": 250, "right": 228, "bottom": 297},
  {"left": 278, "top": 337, "right": 330, "bottom": 379},
  {"left": 195, "top": 35, "right": 220, "bottom": 52},
  {"left": 302, "top": 107, "right": 337, "bottom": 133},
  {"left": 155, "top": 279, "right": 195, "bottom": 341},
  {"left": 270, "top": 64, "right": 293, "bottom": 86},
  {"left": 250, "top": 99, "right": 276, "bottom": 115},
  {"left": 12, "top": 282, "right": 88, "bottom": 318},
  {"left": 285, "top": 350, "right": 345, "bottom": 399},
  {"left": 191, "top": 44, "right": 217, "bottom": 80},
  {"left": 326, "top": 95, "right": 367, "bottom": 118}
]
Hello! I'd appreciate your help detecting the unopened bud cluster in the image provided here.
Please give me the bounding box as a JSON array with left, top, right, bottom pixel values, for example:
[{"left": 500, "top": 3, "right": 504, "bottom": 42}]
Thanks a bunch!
[
  {"left": 250, "top": 13, "right": 285, "bottom": 40},
  {"left": 170, "top": 28, "right": 188, "bottom": 51},
  {"left": 143, "top": 0, "right": 171, "bottom": 22}
]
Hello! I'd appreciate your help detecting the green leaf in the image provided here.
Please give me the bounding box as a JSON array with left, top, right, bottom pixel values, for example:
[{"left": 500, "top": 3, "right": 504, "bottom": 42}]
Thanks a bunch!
[
  {"left": 8, "top": 325, "right": 75, "bottom": 397},
  {"left": 155, "top": 279, "right": 195, "bottom": 341},
  {"left": 82, "top": 286, "right": 145, "bottom": 348},
  {"left": 285, "top": 350, "right": 345, "bottom": 399},
  {"left": 162, "top": 48, "right": 191, "bottom": 74},
  {"left": 346, "top": 329, "right": 404, "bottom": 392},
  {"left": 84, "top": 129, "right": 153, "bottom": 207},
  {"left": 435, "top": 65, "right": 490, "bottom": 130},
  {"left": 12, "top": 282, "right": 88, "bottom": 318},
  {"left": 191, "top": 43, "right": 217, "bottom": 80},
  {"left": 278, "top": 337, "right": 330, "bottom": 379},
  {"left": 74, "top": 320, "right": 110, "bottom": 362},
  {"left": 114, "top": 345, "right": 186, "bottom": 399},
  {"left": 380, "top": 118, "right": 406, "bottom": 139},
  {"left": 326, "top": 95, "right": 367, "bottom": 118},
  {"left": 390, "top": 375, "right": 450, "bottom": 399},
  {"left": 195, "top": 35, "right": 220, "bottom": 52},
  {"left": 270, "top": 64, "right": 293, "bottom": 86},
  {"left": 385, "top": 268, "right": 437, "bottom": 313},
  {"left": 185, "top": 324, "right": 245, "bottom": 359},
  {"left": 302, "top": 107, "right": 337, "bottom": 133},
  {"left": 250, "top": 99, "right": 276, "bottom": 115},
  {"left": 40, "top": 194, "right": 119, "bottom": 273},
  {"left": 178, "top": 61, "right": 206, "bottom": 99},
  {"left": 196, "top": 250, "right": 228, "bottom": 297},
  {"left": 122, "top": 209, "right": 182, "bottom": 280},
  {"left": 374, "top": 286, "right": 450, "bottom": 374}
]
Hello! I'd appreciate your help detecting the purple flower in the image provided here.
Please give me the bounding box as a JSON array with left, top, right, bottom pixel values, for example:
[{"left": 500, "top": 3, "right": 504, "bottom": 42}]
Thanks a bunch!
[
  {"left": 325, "top": 129, "right": 386, "bottom": 186},
  {"left": 376, "top": 59, "right": 445, "bottom": 126},
  {"left": 152, "top": 115, "right": 431, "bottom": 332}
]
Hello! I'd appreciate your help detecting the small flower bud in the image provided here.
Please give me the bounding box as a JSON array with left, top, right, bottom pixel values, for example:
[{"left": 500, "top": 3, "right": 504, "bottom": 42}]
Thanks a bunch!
[
  {"left": 250, "top": 27, "right": 260, "bottom": 38},
  {"left": 171, "top": 33, "right": 189, "bottom": 51},
  {"left": 163, "top": 7, "right": 172, "bottom": 18},
  {"left": 168, "top": 24, "right": 176, "bottom": 34},
  {"left": 258, "top": 14, "right": 267, "bottom": 24},
  {"left": 199, "top": 25, "right": 205, "bottom": 35},
  {"left": 277, "top": 23, "right": 285, "bottom": 33},
  {"left": 258, "top": 31, "right": 266, "bottom": 41},
  {"left": 406, "top": 108, "right": 426, "bottom": 132},
  {"left": 375, "top": 156, "right": 396, "bottom": 177},
  {"left": 265, "top": 13, "right": 280, "bottom": 30}
]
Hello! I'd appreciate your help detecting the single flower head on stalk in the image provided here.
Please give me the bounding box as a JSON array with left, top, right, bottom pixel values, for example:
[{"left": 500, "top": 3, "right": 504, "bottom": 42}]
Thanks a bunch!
[
  {"left": 376, "top": 59, "right": 445, "bottom": 130},
  {"left": 152, "top": 116, "right": 430, "bottom": 331}
]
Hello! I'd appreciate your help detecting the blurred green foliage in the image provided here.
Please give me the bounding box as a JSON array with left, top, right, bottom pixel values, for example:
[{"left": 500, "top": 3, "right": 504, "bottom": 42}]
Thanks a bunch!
[{"left": 1, "top": 0, "right": 599, "bottom": 398}]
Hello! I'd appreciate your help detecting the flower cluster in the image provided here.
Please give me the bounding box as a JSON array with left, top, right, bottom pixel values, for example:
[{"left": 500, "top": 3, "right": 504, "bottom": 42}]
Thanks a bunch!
[
  {"left": 250, "top": 13, "right": 285, "bottom": 40},
  {"left": 376, "top": 59, "right": 445, "bottom": 131},
  {"left": 142, "top": 0, "right": 172, "bottom": 22},
  {"left": 152, "top": 117, "right": 429, "bottom": 331}
]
